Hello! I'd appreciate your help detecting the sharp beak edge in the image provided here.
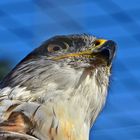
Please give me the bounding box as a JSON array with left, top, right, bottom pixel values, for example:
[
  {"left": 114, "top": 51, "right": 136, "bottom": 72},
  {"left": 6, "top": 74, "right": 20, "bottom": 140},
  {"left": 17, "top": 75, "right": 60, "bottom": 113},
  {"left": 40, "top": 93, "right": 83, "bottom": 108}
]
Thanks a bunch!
[{"left": 95, "top": 39, "right": 116, "bottom": 65}]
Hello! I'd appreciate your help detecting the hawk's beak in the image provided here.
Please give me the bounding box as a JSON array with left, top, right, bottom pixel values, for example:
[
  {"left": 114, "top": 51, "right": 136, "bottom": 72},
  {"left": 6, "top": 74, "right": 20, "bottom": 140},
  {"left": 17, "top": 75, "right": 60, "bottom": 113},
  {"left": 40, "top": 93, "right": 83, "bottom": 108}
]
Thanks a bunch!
[{"left": 94, "top": 39, "right": 116, "bottom": 65}]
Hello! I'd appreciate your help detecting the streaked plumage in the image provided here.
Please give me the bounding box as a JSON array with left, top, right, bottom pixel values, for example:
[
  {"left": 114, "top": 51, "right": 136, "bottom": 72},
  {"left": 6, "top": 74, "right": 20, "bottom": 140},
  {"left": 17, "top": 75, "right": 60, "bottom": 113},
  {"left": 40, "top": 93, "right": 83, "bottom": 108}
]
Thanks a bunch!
[{"left": 0, "top": 34, "right": 116, "bottom": 140}]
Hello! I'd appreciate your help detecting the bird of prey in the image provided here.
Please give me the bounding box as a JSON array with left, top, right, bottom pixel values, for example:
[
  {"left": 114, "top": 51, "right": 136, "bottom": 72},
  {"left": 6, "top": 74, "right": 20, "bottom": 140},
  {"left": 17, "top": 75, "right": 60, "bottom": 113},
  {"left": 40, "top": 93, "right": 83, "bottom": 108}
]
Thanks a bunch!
[{"left": 0, "top": 34, "right": 116, "bottom": 140}]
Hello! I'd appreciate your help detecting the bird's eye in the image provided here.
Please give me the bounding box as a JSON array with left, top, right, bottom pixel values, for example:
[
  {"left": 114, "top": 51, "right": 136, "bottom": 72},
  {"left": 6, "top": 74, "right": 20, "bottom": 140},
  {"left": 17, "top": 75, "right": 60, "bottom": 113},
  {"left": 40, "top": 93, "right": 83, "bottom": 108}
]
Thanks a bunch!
[
  {"left": 48, "top": 42, "right": 69, "bottom": 52},
  {"left": 48, "top": 44, "right": 61, "bottom": 52}
]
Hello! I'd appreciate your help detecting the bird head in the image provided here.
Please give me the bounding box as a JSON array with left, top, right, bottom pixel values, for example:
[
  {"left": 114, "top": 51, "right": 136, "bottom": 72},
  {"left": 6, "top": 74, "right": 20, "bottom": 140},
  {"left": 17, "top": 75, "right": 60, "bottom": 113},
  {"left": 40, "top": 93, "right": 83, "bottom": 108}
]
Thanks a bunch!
[
  {"left": 0, "top": 34, "right": 116, "bottom": 102},
  {"left": 28, "top": 34, "right": 116, "bottom": 69}
]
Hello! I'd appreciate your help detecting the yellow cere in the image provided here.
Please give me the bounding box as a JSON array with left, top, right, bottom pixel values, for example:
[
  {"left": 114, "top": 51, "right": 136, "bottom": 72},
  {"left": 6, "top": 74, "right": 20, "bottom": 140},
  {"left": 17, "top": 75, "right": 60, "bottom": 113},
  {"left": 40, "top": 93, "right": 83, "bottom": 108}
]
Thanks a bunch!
[
  {"left": 94, "top": 39, "right": 107, "bottom": 49},
  {"left": 52, "top": 39, "right": 107, "bottom": 61}
]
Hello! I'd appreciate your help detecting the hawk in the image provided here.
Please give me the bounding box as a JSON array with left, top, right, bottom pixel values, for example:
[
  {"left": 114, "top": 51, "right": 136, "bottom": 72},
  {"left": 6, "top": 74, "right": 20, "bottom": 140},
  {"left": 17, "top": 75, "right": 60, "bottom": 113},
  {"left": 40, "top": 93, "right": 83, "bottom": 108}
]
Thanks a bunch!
[{"left": 0, "top": 34, "right": 116, "bottom": 140}]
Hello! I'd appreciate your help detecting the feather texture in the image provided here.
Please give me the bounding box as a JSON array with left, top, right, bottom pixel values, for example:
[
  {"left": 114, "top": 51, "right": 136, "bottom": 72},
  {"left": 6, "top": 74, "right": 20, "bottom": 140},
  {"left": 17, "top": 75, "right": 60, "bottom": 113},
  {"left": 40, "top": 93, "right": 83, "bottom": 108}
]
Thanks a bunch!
[{"left": 0, "top": 35, "right": 116, "bottom": 140}]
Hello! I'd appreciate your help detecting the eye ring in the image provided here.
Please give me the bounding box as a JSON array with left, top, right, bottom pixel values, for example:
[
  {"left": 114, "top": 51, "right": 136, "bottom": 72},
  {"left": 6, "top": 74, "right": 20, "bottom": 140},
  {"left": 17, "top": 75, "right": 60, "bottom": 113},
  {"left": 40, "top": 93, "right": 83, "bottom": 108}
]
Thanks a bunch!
[
  {"left": 48, "top": 42, "right": 69, "bottom": 52},
  {"left": 48, "top": 44, "right": 62, "bottom": 52}
]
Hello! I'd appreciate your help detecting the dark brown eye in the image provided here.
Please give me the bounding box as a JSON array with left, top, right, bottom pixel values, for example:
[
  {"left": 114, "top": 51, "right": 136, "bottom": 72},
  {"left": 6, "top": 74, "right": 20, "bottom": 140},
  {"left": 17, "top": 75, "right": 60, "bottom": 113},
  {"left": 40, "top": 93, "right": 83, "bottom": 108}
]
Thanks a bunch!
[
  {"left": 48, "top": 44, "right": 61, "bottom": 52},
  {"left": 48, "top": 42, "right": 69, "bottom": 52},
  {"left": 52, "top": 46, "right": 60, "bottom": 51}
]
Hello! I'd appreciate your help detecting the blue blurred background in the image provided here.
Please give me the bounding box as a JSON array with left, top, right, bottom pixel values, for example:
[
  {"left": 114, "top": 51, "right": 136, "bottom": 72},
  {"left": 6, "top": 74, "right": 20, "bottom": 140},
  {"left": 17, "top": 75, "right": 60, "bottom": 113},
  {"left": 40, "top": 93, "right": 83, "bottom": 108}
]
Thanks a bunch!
[{"left": 0, "top": 0, "right": 140, "bottom": 139}]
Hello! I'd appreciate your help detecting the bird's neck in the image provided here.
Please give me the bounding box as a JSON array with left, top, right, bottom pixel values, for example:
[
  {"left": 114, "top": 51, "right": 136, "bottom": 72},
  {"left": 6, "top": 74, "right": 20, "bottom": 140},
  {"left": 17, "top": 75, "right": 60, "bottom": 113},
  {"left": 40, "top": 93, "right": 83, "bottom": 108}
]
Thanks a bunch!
[
  {"left": 0, "top": 67, "right": 109, "bottom": 140},
  {"left": 38, "top": 73, "right": 108, "bottom": 140}
]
